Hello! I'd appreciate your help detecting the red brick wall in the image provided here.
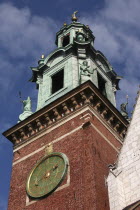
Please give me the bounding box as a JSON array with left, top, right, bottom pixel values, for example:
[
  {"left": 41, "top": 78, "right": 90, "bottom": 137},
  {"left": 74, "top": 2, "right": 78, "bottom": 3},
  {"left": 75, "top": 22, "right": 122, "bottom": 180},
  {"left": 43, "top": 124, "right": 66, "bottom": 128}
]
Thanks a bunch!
[{"left": 8, "top": 109, "right": 122, "bottom": 210}]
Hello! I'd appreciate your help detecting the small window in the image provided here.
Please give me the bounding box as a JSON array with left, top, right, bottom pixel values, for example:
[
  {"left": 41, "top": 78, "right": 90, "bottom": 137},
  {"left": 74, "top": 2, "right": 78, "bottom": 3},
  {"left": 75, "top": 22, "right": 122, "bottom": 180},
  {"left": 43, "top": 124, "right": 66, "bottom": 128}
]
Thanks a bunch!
[
  {"left": 62, "top": 34, "right": 70, "bottom": 47},
  {"left": 97, "top": 73, "right": 106, "bottom": 96},
  {"left": 52, "top": 70, "right": 64, "bottom": 94}
]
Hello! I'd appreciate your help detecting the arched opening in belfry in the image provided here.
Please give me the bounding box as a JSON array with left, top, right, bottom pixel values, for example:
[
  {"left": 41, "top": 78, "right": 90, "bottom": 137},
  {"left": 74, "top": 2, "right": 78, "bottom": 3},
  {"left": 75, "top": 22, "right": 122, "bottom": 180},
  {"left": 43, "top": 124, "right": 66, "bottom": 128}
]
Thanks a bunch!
[
  {"left": 51, "top": 69, "right": 64, "bottom": 94},
  {"left": 97, "top": 73, "right": 106, "bottom": 96},
  {"left": 62, "top": 34, "right": 70, "bottom": 47}
]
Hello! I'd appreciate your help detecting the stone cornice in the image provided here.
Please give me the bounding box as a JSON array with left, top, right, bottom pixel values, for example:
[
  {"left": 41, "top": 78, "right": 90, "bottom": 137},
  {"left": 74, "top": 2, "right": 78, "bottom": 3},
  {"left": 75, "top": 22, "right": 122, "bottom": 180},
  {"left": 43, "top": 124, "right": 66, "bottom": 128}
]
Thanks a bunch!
[{"left": 3, "top": 81, "right": 129, "bottom": 147}]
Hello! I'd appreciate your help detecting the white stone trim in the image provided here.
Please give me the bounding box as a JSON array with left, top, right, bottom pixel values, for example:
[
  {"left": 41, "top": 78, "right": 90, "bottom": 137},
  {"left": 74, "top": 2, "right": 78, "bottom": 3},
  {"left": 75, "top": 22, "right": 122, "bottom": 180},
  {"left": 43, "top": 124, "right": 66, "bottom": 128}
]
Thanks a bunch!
[
  {"left": 107, "top": 94, "right": 140, "bottom": 210},
  {"left": 80, "top": 113, "right": 93, "bottom": 119},
  {"left": 91, "top": 124, "right": 119, "bottom": 152},
  {"left": 13, "top": 126, "right": 81, "bottom": 166},
  {"left": 13, "top": 122, "right": 119, "bottom": 167},
  {"left": 14, "top": 106, "right": 122, "bottom": 153}
]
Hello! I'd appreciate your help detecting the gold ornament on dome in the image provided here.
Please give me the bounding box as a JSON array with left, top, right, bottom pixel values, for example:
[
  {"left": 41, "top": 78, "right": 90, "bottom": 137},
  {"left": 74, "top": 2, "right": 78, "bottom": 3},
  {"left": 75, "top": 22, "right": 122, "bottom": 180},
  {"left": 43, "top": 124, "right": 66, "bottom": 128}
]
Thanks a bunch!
[{"left": 71, "top": 11, "right": 78, "bottom": 22}]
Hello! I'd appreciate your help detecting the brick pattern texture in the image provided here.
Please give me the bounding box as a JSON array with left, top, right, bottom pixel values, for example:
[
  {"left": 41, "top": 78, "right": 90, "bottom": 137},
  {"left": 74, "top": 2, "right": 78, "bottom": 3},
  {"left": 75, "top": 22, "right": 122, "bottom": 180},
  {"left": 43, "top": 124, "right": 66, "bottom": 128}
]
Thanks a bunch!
[{"left": 8, "top": 109, "right": 121, "bottom": 210}]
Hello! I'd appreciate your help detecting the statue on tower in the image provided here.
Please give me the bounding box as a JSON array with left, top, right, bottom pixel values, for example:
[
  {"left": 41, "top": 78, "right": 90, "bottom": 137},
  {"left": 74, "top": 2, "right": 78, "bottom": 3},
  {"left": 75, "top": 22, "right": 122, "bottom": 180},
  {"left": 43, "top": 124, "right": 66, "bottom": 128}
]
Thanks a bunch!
[
  {"left": 18, "top": 96, "right": 33, "bottom": 122},
  {"left": 22, "top": 97, "right": 32, "bottom": 112},
  {"left": 120, "top": 95, "right": 129, "bottom": 120},
  {"left": 80, "top": 60, "right": 95, "bottom": 84}
]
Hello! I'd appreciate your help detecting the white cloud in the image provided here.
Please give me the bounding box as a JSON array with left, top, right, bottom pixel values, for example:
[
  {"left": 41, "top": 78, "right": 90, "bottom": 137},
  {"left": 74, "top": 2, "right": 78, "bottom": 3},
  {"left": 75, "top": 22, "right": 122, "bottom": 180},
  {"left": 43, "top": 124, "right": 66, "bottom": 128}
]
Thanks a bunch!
[
  {"left": 0, "top": 3, "right": 58, "bottom": 58},
  {"left": 0, "top": 3, "right": 60, "bottom": 125},
  {"left": 81, "top": 0, "right": 140, "bottom": 113},
  {"left": 0, "top": 2, "right": 60, "bottom": 102},
  {"left": 104, "top": 0, "right": 140, "bottom": 27},
  {"left": 0, "top": 1, "right": 139, "bottom": 115}
]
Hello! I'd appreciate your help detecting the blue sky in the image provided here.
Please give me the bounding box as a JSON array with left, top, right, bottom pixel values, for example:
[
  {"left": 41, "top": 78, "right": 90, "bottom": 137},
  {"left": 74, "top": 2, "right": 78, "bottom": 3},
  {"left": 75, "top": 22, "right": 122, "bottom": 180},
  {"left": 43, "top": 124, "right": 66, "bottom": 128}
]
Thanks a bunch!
[{"left": 0, "top": 0, "right": 140, "bottom": 209}]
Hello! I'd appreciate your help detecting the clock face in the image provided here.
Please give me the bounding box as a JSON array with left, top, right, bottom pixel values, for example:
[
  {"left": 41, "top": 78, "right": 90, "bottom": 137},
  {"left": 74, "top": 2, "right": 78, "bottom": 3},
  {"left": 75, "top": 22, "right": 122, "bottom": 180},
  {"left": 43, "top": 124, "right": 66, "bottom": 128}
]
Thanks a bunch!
[{"left": 26, "top": 152, "right": 68, "bottom": 198}]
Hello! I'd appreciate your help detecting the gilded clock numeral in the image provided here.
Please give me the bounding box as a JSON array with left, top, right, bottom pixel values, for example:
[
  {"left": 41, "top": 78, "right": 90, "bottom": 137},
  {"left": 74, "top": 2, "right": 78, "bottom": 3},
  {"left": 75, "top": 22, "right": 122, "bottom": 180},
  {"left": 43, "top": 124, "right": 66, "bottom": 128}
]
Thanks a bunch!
[{"left": 35, "top": 177, "right": 39, "bottom": 186}]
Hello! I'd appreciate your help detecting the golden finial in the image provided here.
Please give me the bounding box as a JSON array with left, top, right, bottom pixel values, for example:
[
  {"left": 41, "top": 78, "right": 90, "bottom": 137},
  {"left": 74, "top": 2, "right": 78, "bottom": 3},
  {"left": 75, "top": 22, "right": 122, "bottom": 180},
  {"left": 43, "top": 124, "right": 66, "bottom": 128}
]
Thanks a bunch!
[
  {"left": 71, "top": 11, "right": 78, "bottom": 22},
  {"left": 45, "top": 143, "right": 53, "bottom": 155},
  {"left": 41, "top": 54, "right": 45, "bottom": 59},
  {"left": 63, "top": 22, "right": 67, "bottom": 26},
  {"left": 86, "top": 25, "right": 89, "bottom": 29}
]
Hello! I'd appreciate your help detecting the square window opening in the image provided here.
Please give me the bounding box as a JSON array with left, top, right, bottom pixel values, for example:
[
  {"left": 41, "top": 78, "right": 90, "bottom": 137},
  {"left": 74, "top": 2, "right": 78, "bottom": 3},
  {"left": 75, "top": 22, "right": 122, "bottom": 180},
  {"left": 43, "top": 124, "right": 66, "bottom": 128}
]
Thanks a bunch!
[
  {"left": 52, "top": 70, "right": 64, "bottom": 94},
  {"left": 97, "top": 73, "right": 106, "bottom": 96},
  {"left": 62, "top": 34, "right": 70, "bottom": 47}
]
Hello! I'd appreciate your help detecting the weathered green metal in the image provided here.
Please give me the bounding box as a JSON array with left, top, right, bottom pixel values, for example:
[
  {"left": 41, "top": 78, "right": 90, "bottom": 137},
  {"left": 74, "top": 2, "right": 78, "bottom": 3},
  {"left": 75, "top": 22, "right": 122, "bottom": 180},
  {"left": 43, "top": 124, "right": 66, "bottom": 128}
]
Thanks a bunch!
[
  {"left": 29, "top": 19, "right": 121, "bottom": 111},
  {"left": 26, "top": 152, "right": 68, "bottom": 198},
  {"left": 18, "top": 97, "right": 33, "bottom": 122}
]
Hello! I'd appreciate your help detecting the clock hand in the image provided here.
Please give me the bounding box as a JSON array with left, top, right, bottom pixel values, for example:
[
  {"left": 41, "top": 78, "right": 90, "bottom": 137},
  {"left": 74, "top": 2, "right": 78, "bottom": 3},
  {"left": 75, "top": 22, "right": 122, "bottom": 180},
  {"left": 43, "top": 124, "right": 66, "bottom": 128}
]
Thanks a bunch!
[
  {"left": 52, "top": 164, "right": 58, "bottom": 171},
  {"left": 34, "top": 165, "right": 59, "bottom": 185},
  {"left": 45, "top": 165, "right": 58, "bottom": 178}
]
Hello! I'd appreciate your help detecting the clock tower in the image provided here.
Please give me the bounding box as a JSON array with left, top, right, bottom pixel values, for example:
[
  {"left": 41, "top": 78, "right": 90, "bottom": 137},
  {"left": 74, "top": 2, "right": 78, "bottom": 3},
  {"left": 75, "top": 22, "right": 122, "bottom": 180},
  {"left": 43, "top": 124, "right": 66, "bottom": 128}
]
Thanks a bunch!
[{"left": 3, "top": 13, "right": 129, "bottom": 210}]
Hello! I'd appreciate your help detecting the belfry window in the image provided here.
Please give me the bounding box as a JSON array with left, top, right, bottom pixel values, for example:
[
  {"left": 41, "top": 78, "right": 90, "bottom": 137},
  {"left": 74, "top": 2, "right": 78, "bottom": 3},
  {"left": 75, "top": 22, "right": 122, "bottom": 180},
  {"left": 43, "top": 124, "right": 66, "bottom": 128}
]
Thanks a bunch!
[
  {"left": 51, "top": 69, "right": 64, "bottom": 94},
  {"left": 97, "top": 73, "right": 106, "bottom": 96},
  {"left": 62, "top": 34, "right": 70, "bottom": 47}
]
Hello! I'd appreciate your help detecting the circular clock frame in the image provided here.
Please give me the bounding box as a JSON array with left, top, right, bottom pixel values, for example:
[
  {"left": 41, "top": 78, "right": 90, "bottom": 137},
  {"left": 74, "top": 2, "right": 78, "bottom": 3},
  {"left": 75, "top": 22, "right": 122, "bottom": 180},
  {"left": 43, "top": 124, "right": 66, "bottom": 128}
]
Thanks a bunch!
[{"left": 26, "top": 152, "right": 68, "bottom": 198}]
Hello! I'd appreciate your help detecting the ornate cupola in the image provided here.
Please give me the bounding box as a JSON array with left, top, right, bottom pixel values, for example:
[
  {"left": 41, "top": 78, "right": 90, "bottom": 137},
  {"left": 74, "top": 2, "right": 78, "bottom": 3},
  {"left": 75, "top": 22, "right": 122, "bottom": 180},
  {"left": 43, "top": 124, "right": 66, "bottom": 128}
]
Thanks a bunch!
[
  {"left": 30, "top": 12, "right": 121, "bottom": 111},
  {"left": 55, "top": 12, "right": 95, "bottom": 48}
]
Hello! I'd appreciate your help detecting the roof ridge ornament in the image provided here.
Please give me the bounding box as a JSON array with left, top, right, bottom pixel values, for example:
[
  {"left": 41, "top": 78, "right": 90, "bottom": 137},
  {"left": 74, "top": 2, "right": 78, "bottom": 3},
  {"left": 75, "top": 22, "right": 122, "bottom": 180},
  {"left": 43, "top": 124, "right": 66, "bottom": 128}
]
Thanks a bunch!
[{"left": 71, "top": 11, "right": 78, "bottom": 22}]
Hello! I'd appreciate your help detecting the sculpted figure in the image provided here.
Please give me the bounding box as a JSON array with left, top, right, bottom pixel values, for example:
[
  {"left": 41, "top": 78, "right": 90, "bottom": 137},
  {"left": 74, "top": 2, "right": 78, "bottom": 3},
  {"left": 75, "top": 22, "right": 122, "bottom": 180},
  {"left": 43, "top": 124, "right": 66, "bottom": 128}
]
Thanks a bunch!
[
  {"left": 120, "top": 102, "right": 128, "bottom": 119},
  {"left": 112, "top": 84, "right": 117, "bottom": 94},
  {"left": 80, "top": 60, "right": 93, "bottom": 76},
  {"left": 18, "top": 96, "right": 32, "bottom": 122},
  {"left": 72, "top": 11, "right": 78, "bottom": 21},
  {"left": 22, "top": 97, "right": 32, "bottom": 112}
]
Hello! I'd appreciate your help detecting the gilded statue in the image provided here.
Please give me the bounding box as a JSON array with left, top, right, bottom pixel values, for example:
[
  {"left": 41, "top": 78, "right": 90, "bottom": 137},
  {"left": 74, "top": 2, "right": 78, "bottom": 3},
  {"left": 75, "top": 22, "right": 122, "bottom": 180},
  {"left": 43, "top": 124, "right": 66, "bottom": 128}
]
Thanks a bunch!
[{"left": 72, "top": 11, "right": 78, "bottom": 22}]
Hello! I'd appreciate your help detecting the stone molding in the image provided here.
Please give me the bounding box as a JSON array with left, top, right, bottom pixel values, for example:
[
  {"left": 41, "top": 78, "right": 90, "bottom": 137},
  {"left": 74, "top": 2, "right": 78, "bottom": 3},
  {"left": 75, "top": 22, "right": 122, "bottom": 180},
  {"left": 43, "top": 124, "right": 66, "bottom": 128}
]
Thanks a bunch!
[{"left": 3, "top": 81, "right": 128, "bottom": 148}]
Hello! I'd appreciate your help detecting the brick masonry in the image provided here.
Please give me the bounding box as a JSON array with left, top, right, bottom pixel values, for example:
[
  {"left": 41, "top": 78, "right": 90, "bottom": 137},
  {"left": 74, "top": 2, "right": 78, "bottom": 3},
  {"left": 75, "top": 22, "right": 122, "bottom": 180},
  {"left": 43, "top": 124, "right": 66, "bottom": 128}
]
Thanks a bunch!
[
  {"left": 8, "top": 107, "right": 122, "bottom": 210},
  {"left": 107, "top": 93, "right": 140, "bottom": 210}
]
